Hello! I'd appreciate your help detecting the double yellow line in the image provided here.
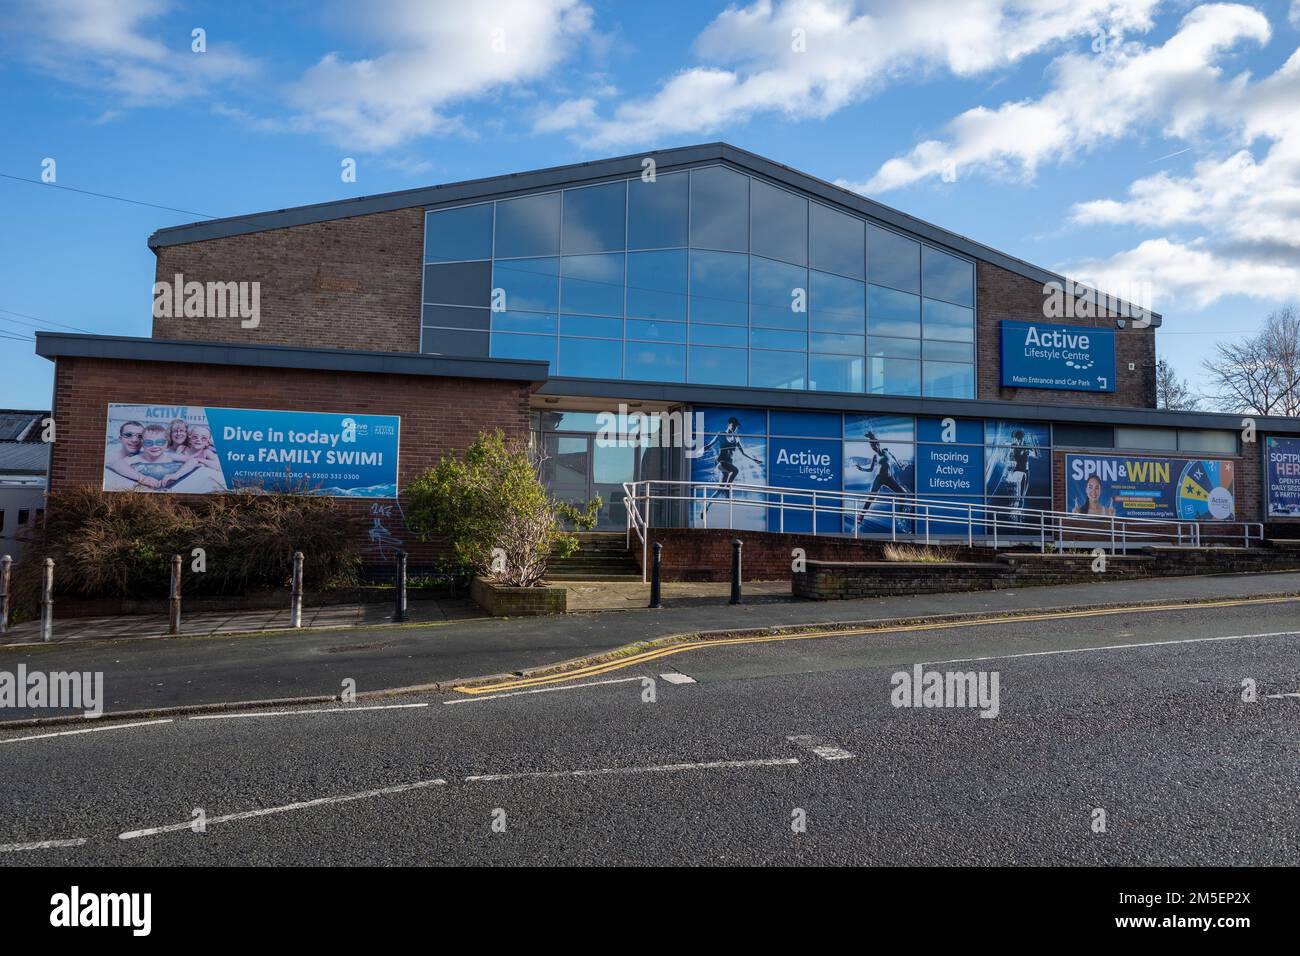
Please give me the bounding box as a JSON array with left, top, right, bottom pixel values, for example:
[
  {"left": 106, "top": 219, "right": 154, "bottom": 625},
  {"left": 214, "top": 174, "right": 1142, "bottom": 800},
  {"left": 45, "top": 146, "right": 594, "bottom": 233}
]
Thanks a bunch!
[{"left": 452, "top": 594, "right": 1299, "bottom": 695}]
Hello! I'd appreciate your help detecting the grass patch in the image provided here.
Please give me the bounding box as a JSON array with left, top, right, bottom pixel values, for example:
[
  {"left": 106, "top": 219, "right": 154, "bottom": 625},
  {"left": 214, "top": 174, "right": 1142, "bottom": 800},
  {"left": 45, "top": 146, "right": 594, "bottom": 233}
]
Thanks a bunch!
[{"left": 882, "top": 543, "right": 958, "bottom": 563}]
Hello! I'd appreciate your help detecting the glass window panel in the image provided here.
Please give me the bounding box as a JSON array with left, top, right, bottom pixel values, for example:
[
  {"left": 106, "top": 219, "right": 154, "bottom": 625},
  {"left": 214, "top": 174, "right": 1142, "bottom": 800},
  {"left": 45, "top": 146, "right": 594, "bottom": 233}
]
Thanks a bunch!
[
  {"left": 689, "top": 324, "right": 748, "bottom": 347},
  {"left": 750, "top": 328, "right": 806, "bottom": 351},
  {"left": 422, "top": 328, "right": 489, "bottom": 356},
  {"left": 750, "top": 349, "right": 806, "bottom": 389},
  {"left": 867, "top": 285, "right": 921, "bottom": 338},
  {"left": 625, "top": 342, "right": 686, "bottom": 382},
  {"left": 751, "top": 256, "right": 808, "bottom": 330},
  {"left": 922, "top": 361, "right": 975, "bottom": 398},
  {"left": 867, "top": 335, "right": 921, "bottom": 359},
  {"left": 923, "top": 339, "right": 974, "bottom": 362},
  {"left": 809, "top": 202, "right": 865, "bottom": 279},
  {"left": 493, "top": 257, "right": 558, "bottom": 313},
  {"left": 690, "top": 250, "right": 748, "bottom": 325},
  {"left": 494, "top": 192, "right": 560, "bottom": 258},
  {"left": 868, "top": 356, "right": 921, "bottom": 396},
  {"left": 1177, "top": 429, "right": 1237, "bottom": 454},
  {"left": 422, "top": 304, "right": 489, "bottom": 331},
  {"left": 688, "top": 346, "right": 747, "bottom": 386},
  {"left": 690, "top": 166, "right": 749, "bottom": 251},
  {"left": 537, "top": 411, "right": 604, "bottom": 432},
  {"left": 922, "top": 246, "right": 974, "bottom": 306},
  {"left": 811, "top": 332, "right": 864, "bottom": 355},
  {"left": 626, "top": 318, "right": 686, "bottom": 343},
  {"left": 810, "top": 270, "right": 864, "bottom": 334},
  {"left": 562, "top": 181, "right": 626, "bottom": 254},
  {"left": 627, "top": 249, "right": 687, "bottom": 321},
  {"left": 491, "top": 332, "right": 556, "bottom": 364},
  {"left": 751, "top": 179, "right": 807, "bottom": 266},
  {"left": 560, "top": 315, "right": 622, "bottom": 338},
  {"left": 493, "top": 311, "right": 557, "bottom": 334},
  {"left": 1116, "top": 427, "right": 1177, "bottom": 450},
  {"left": 922, "top": 299, "right": 974, "bottom": 341},
  {"left": 809, "top": 353, "right": 864, "bottom": 393},
  {"left": 423, "top": 261, "right": 491, "bottom": 308},
  {"left": 561, "top": 253, "right": 625, "bottom": 316},
  {"left": 867, "top": 224, "right": 920, "bottom": 293},
  {"left": 425, "top": 203, "right": 492, "bottom": 263},
  {"left": 558, "top": 336, "right": 621, "bottom": 377},
  {"left": 628, "top": 171, "right": 688, "bottom": 249}
]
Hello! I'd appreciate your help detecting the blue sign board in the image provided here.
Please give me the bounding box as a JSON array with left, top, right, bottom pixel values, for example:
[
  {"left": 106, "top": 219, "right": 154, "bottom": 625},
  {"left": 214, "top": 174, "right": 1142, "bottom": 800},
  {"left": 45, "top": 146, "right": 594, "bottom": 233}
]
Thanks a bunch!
[
  {"left": 1000, "top": 320, "right": 1116, "bottom": 392},
  {"left": 103, "top": 404, "right": 400, "bottom": 497},
  {"left": 916, "top": 443, "right": 983, "bottom": 497},
  {"left": 768, "top": 436, "right": 841, "bottom": 533},
  {"left": 1264, "top": 437, "right": 1300, "bottom": 517}
]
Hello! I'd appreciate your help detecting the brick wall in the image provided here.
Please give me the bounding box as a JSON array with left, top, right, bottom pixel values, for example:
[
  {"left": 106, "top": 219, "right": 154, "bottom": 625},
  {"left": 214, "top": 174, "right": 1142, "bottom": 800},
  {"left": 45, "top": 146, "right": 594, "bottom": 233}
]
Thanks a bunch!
[
  {"left": 49, "top": 355, "right": 532, "bottom": 565},
  {"left": 151, "top": 207, "right": 425, "bottom": 352},
  {"left": 977, "top": 260, "right": 1156, "bottom": 408}
]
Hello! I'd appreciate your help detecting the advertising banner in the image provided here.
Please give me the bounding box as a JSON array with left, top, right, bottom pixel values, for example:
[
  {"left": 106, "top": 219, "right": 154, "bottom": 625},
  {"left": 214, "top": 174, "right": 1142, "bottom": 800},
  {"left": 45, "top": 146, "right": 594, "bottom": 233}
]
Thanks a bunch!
[
  {"left": 768, "top": 436, "right": 841, "bottom": 533},
  {"left": 1264, "top": 436, "right": 1300, "bottom": 517},
  {"left": 1066, "top": 454, "right": 1236, "bottom": 521},
  {"left": 844, "top": 437, "right": 915, "bottom": 533},
  {"left": 102, "top": 404, "right": 400, "bottom": 498},
  {"left": 1000, "top": 320, "right": 1116, "bottom": 392},
  {"left": 691, "top": 410, "right": 767, "bottom": 530},
  {"left": 916, "top": 443, "right": 983, "bottom": 497},
  {"left": 984, "top": 422, "right": 1051, "bottom": 520}
]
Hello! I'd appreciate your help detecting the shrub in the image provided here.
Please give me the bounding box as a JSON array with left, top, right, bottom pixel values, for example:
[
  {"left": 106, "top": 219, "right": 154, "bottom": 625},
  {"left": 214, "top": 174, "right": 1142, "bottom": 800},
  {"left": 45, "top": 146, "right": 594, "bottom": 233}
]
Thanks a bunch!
[
  {"left": 404, "top": 429, "right": 598, "bottom": 587},
  {"left": 882, "top": 543, "right": 958, "bottom": 563},
  {"left": 8, "top": 485, "right": 360, "bottom": 618}
]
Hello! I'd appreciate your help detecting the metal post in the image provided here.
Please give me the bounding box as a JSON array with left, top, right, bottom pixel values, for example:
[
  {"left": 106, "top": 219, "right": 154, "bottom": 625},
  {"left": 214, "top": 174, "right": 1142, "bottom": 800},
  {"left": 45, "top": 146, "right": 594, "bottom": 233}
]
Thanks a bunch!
[
  {"left": 394, "top": 549, "right": 408, "bottom": 623},
  {"left": 40, "top": 557, "right": 53, "bottom": 643},
  {"left": 649, "top": 542, "right": 663, "bottom": 609},
  {"left": 0, "top": 555, "right": 10, "bottom": 636},
  {"left": 290, "top": 550, "right": 304, "bottom": 629},
  {"left": 169, "top": 554, "right": 182, "bottom": 635},
  {"left": 729, "top": 538, "right": 742, "bottom": 605},
  {"left": 812, "top": 491, "right": 818, "bottom": 536}
]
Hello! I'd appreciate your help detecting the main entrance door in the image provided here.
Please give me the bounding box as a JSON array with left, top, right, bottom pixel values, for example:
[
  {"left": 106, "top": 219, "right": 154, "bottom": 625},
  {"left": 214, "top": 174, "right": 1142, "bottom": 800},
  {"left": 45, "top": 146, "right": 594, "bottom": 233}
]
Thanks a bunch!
[{"left": 539, "top": 432, "right": 637, "bottom": 530}]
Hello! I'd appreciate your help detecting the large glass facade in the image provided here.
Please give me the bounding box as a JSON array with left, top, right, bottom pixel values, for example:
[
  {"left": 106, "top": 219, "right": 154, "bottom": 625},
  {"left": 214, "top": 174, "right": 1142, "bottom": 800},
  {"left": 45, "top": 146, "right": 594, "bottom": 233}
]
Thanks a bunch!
[{"left": 421, "top": 166, "right": 976, "bottom": 397}]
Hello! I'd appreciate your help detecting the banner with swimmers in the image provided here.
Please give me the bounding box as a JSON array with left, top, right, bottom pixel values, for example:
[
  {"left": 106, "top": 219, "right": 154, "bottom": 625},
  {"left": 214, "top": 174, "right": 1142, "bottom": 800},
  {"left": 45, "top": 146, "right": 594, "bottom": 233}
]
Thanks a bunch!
[{"left": 102, "top": 404, "right": 400, "bottom": 498}]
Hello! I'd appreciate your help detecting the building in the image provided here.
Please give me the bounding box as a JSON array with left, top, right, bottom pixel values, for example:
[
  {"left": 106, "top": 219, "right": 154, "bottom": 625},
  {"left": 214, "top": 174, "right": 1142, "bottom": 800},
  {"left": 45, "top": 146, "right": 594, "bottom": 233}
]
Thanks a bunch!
[
  {"left": 0, "top": 410, "right": 50, "bottom": 562},
  {"left": 32, "top": 144, "right": 1300, "bottom": 572}
]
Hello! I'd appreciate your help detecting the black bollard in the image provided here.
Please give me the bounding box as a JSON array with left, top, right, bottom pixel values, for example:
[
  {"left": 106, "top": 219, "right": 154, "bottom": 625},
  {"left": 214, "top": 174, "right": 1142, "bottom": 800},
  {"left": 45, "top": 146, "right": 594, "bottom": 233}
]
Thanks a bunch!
[
  {"left": 649, "top": 542, "right": 663, "bottom": 609},
  {"left": 394, "top": 550, "right": 408, "bottom": 622},
  {"left": 729, "top": 538, "right": 743, "bottom": 605}
]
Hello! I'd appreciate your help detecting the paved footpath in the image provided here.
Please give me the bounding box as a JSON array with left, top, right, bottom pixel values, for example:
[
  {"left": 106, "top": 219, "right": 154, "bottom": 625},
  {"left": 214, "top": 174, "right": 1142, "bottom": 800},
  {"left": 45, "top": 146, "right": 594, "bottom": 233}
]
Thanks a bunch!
[{"left": 2, "top": 571, "right": 1299, "bottom": 722}]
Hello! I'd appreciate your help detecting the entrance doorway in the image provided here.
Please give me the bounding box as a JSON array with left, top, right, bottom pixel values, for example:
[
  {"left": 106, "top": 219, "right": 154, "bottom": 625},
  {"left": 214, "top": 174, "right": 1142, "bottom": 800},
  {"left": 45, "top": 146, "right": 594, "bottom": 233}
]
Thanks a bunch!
[{"left": 538, "top": 432, "right": 637, "bottom": 531}]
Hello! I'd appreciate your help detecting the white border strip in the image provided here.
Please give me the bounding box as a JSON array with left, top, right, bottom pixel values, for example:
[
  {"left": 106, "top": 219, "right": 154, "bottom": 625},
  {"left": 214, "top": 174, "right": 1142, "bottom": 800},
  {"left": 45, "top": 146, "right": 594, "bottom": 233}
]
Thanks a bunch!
[{"left": 0, "top": 718, "right": 173, "bottom": 745}]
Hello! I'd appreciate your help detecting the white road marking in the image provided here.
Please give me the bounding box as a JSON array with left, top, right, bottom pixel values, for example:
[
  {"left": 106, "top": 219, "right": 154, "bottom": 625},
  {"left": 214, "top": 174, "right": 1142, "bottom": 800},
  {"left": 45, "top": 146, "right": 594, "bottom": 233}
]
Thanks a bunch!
[
  {"left": 118, "top": 778, "right": 448, "bottom": 841},
  {"left": 917, "top": 631, "right": 1300, "bottom": 668},
  {"left": 660, "top": 672, "right": 696, "bottom": 684},
  {"left": 187, "top": 702, "right": 429, "bottom": 721},
  {"left": 1264, "top": 692, "right": 1300, "bottom": 699},
  {"left": 786, "top": 734, "right": 854, "bottom": 761},
  {"left": 444, "top": 676, "right": 642, "bottom": 704},
  {"left": 0, "top": 718, "right": 173, "bottom": 745},
  {"left": 464, "top": 757, "right": 799, "bottom": 783},
  {"left": 0, "top": 838, "right": 87, "bottom": 852}
]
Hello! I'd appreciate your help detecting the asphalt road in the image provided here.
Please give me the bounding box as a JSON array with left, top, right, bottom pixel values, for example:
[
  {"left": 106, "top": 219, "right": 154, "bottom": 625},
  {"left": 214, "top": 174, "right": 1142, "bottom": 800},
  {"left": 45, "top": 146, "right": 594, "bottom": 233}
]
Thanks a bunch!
[
  {"left": 5, "top": 570, "right": 1300, "bottom": 720},
  {"left": 1, "top": 599, "right": 1297, "bottom": 865}
]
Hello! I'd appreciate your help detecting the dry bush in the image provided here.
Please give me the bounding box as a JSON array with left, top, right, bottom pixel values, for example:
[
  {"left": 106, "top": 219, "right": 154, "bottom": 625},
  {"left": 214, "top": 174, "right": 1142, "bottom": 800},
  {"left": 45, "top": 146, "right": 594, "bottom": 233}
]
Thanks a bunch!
[{"left": 882, "top": 543, "right": 958, "bottom": 563}]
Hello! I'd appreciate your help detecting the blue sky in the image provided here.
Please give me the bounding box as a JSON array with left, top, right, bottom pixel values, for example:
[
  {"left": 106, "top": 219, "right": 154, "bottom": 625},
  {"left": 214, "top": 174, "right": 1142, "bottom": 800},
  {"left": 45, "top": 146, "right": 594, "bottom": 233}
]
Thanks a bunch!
[{"left": 2, "top": 0, "right": 1299, "bottom": 408}]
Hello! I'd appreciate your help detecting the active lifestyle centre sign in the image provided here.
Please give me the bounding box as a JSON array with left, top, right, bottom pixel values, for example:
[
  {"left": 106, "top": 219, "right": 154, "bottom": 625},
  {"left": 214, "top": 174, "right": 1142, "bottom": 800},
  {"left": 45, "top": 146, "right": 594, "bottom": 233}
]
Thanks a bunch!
[
  {"left": 1000, "top": 320, "right": 1116, "bottom": 393},
  {"left": 102, "top": 404, "right": 400, "bottom": 498}
]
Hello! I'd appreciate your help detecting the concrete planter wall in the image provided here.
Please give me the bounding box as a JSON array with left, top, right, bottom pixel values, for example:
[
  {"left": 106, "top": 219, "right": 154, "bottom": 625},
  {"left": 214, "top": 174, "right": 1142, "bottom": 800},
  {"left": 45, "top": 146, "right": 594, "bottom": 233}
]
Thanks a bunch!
[{"left": 470, "top": 577, "right": 567, "bottom": 616}]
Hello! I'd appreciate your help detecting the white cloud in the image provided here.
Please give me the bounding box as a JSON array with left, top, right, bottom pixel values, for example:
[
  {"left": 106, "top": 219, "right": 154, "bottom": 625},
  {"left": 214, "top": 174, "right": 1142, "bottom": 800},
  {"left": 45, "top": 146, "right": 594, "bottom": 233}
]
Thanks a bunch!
[
  {"left": 565, "top": 0, "right": 1161, "bottom": 149},
  {"left": 288, "top": 0, "right": 594, "bottom": 150},
  {"left": 849, "top": 3, "right": 1272, "bottom": 193},
  {"left": 10, "top": 0, "right": 258, "bottom": 106},
  {"left": 1291, "top": 0, "right": 1300, "bottom": 29}
]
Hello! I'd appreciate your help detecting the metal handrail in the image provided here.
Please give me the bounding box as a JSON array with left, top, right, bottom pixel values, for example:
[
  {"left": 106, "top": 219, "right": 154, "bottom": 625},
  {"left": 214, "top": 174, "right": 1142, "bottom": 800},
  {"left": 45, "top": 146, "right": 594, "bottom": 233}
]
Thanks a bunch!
[{"left": 620, "top": 479, "right": 1263, "bottom": 581}]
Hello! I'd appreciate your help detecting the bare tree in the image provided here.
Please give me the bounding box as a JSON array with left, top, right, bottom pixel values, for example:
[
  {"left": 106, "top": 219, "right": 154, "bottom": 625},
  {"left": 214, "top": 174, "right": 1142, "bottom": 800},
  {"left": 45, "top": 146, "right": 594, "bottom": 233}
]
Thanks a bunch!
[
  {"left": 1202, "top": 306, "right": 1300, "bottom": 416},
  {"left": 1155, "top": 358, "right": 1200, "bottom": 410}
]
